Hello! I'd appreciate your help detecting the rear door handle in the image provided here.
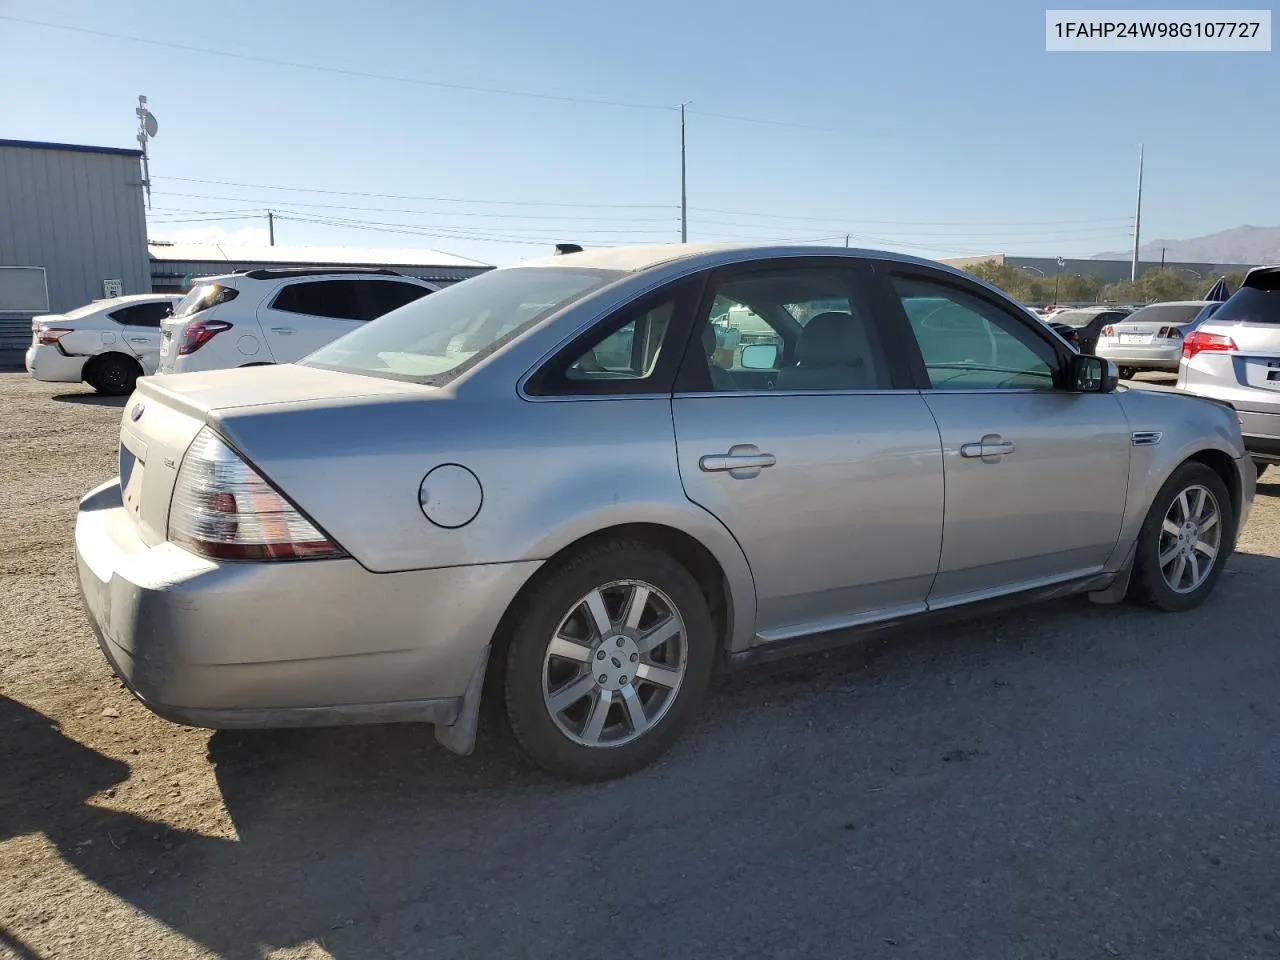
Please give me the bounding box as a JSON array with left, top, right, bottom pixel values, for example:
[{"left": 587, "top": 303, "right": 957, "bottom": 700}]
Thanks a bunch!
[
  {"left": 960, "top": 436, "right": 1016, "bottom": 461},
  {"left": 270, "top": 326, "right": 295, "bottom": 334},
  {"left": 699, "top": 444, "right": 776, "bottom": 479}
]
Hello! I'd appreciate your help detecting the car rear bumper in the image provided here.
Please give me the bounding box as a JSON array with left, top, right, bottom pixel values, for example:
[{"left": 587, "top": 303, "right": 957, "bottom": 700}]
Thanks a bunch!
[
  {"left": 1096, "top": 342, "right": 1183, "bottom": 371},
  {"left": 1178, "top": 383, "right": 1280, "bottom": 462},
  {"left": 75, "top": 478, "right": 538, "bottom": 730},
  {"left": 26, "top": 344, "right": 86, "bottom": 382}
]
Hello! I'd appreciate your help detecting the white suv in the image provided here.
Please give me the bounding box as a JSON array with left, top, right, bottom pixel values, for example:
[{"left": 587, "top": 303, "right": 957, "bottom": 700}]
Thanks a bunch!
[
  {"left": 158, "top": 269, "right": 438, "bottom": 373},
  {"left": 26, "top": 294, "right": 182, "bottom": 394}
]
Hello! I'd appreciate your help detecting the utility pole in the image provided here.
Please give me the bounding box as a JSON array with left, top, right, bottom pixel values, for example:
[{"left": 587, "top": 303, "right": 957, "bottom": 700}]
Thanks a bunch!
[
  {"left": 1054, "top": 256, "right": 1064, "bottom": 306},
  {"left": 135, "top": 95, "right": 158, "bottom": 210},
  {"left": 1131, "top": 143, "right": 1144, "bottom": 282},
  {"left": 1160, "top": 247, "right": 1166, "bottom": 270},
  {"left": 680, "top": 103, "right": 688, "bottom": 243},
  {"left": 267, "top": 210, "right": 275, "bottom": 246},
  {"left": 845, "top": 234, "right": 850, "bottom": 248}
]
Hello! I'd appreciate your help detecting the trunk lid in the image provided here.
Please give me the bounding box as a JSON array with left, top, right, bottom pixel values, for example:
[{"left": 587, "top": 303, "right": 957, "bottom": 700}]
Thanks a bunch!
[{"left": 119, "top": 365, "right": 430, "bottom": 546}]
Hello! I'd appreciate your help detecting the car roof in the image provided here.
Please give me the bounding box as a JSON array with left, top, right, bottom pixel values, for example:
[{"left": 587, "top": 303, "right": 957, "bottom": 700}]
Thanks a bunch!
[
  {"left": 513, "top": 242, "right": 983, "bottom": 283},
  {"left": 1129, "top": 300, "right": 1212, "bottom": 308},
  {"left": 192, "top": 269, "right": 422, "bottom": 284},
  {"left": 95, "top": 293, "right": 180, "bottom": 306}
]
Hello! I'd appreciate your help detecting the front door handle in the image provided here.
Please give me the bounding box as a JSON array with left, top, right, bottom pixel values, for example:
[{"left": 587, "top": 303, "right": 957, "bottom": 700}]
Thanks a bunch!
[
  {"left": 960, "top": 435, "right": 1016, "bottom": 462},
  {"left": 699, "top": 444, "right": 776, "bottom": 479},
  {"left": 270, "top": 326, "right": 295, "bottom": 334}
]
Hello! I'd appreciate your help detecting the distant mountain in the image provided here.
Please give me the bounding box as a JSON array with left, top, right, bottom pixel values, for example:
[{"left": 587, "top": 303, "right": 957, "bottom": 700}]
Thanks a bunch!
[{"left": 1094, "top": 225, "right": 1280, "bottom": 265}]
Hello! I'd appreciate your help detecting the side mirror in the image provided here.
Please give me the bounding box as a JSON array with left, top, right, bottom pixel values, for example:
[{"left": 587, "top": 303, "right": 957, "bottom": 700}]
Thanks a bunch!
[
  {"left": 1072, "top": 354, "right": 1118, "bottom": 393},
  {"left": 740, "top": 343, "right": 778, "bottom": 370}
]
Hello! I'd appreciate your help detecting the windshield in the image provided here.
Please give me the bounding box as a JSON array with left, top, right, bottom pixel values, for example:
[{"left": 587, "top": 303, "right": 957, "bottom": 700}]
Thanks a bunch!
[
  {"left": 1122, "top": 303, "right": 1206, "bottom": 327},
  {"left": 173, "top": 282, "right": 239, "bottom": 318},
  {"left": 303, "top": 266, "right": 623, "bottom": 382}
]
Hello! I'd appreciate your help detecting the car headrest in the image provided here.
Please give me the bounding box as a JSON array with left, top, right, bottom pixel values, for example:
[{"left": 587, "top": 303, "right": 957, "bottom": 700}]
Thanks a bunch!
[{"left": 796, "top": 312, "right": 864, "bottom": 365}]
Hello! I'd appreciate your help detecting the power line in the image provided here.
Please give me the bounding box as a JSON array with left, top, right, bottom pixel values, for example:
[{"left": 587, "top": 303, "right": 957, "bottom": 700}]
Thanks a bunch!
[
  {"left": 0, "top": 15, "right": 674, "bottom": 112},
  {"left": 1, "top": 15, "right": 833, "bottom": 132},
  {"left": 152, "top": 176, "right": 676, "bottom": 209},
  {"left": 691, "top": 218, "right": 1139, "bottom": 240},
  {"left": 691, "top": 207, "right": 1135, "bottom": 227},
  {"left": 150, "top": 191, "right": 678, "bottom": 223}
]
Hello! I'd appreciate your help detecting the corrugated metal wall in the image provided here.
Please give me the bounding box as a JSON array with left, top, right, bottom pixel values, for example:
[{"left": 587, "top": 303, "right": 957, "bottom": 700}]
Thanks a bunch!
[{"left": 0, "top": 141, "right": 150, "bottom": 348}]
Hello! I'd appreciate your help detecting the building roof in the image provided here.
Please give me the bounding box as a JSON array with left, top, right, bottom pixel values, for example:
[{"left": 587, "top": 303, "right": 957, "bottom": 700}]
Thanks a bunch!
[
  {"left": 0, "top": 138, "right": 143, "bottom": 158},
  {"left": 147, "top": 240, "right": 490, "bottom": 269}
]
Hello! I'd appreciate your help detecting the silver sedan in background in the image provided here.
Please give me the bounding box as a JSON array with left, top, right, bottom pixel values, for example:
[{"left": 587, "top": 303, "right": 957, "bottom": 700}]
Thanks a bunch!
[
  {"left": 1097, "top": 300, "right": 1220, "bottom": 378},
  {"left": 75, "top": 244, "right": 1254, "bottom": 781}
]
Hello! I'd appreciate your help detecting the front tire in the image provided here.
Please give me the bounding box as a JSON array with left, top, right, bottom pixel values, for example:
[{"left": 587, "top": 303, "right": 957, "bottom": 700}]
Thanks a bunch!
[
  {"left": 1119, "top": 366, "right": 1138, "bottom": 380},
  {"left": 85, "top": 353, "right": 143, "bottom": 396},
  {"left": 1130, "top": 462, "right": 1233, "bottom": 612},
  {"left": 1254, "top": 460, "right": 1269, "bottom": 478},
  {"left": 503, "top": 540, "right": 715, "bottom": 781}
]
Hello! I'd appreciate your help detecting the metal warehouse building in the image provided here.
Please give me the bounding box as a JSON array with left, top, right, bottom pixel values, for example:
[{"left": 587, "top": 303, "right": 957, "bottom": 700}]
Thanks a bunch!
[
  {"left": 148, "top": 241, "right": 492, "bottom": 292},
  {"left": 0, "top": 139, "right": 150, "bottom": 349}
]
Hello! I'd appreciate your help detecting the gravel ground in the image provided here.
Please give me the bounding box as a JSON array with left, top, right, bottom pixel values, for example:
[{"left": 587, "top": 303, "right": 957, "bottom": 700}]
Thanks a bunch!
[{"left": 2, "top": 369, "right": 1279, "bottom": 960}]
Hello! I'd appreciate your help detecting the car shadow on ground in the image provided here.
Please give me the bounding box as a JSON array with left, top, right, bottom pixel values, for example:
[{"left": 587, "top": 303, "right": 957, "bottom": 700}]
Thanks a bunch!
[
  {"left": 50, "top": 392, "right": 127, "bottom": 407},
  {"left": 10, "top": 553, "right": 1280, "bottom": 958}
]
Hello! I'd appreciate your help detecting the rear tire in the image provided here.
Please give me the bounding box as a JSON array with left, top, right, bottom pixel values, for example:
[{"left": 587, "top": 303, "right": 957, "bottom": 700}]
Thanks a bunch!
[
  {"left": 502, "top": 540, "right": 715, "bottom": 781},
  {"left": 1254, "top": 460, "right": 1270, "bottom": 478},
  {"left": 84, "top": 353, "right": 142, "bottom": 396},
  {"left": 1130, "top": 462, "right": 1233, "bottom": 612}
]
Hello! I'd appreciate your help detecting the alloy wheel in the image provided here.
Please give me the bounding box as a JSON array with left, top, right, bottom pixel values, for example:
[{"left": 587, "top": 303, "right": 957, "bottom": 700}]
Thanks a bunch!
[
  {"left": 541, "top": 579, "right": 687, "bottom": 748},
  {"left": 1158, "top": 483, "right": 1222, "bottom": 594}
]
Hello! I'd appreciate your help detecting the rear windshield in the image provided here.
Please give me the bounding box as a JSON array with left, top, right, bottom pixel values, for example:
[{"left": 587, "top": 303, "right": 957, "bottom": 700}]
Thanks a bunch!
[
  {"left": 303, "top": 266, "right": 623, "bottom": 384},
  {"left": 174, "top": 283, "right": 239, "bottom": 318},
  {"left": 1123, "top": 303, "right": 1206, "bottom": 326},
  {"left": 1212, "top": 286, "right": 1280, "bottom": 324}
]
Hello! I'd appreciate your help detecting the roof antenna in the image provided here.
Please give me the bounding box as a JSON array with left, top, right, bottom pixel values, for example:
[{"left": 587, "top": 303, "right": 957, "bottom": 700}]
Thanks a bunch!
[{"left": 135, "top": 95, "right": 158, "bottom": 210}]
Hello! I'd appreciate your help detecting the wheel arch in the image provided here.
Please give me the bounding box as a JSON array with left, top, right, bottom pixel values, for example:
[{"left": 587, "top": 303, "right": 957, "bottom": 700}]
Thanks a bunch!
[
  {"left": 494, "top": 519, "right": 754, "bottom": 664},
  {"left": 1186, "top": 448, "right": 1243, "bottom": 547}
]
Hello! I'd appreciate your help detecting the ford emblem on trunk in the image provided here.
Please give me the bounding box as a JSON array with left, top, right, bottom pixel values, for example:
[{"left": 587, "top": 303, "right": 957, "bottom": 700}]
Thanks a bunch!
[{"left": 130, "top": 402, "right": 145, "bottom": 422}]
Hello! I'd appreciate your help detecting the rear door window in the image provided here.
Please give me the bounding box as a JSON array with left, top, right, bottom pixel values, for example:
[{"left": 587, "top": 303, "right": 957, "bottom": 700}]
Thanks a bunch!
[
  {"left": 110, "top": 301, "right": 172, "bottom": 327},
  {"left": 347, "top": 280, "right": 432, "bottom": 321},
  {"left": 271, "top": 280, "right": 362, "bottom": 320}
]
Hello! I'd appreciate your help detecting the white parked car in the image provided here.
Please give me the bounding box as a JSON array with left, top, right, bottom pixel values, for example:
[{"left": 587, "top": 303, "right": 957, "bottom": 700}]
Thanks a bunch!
[
  {"left": 25, "top": 294, "right": 182, "bottom": 395},
  {"left": 158, "top": 269, "right": 438, "bottom": 373}
]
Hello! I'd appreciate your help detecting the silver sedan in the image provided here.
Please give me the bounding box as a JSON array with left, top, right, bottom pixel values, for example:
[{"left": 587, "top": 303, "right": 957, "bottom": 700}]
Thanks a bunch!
[
  {"left": 1096, "top": 300, "right": 1219, "bottom": 377},
  {"left": 75, "top": 244, "right": 1255, "bottom": 780}
]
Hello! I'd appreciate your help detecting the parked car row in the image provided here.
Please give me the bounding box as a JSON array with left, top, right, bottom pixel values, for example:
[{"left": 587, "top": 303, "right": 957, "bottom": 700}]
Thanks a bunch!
[
  {"left": 26, "top": 269, "right": 437, "bottom": 393},
  {"left": 70, "top": 242, "right": 1258, "bottom": 781}
]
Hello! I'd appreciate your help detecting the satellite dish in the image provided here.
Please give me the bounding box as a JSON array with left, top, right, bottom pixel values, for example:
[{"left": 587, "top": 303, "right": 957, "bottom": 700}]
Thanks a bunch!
[{"left": 143, "top": 111, "right": 158, "bottom": 138}]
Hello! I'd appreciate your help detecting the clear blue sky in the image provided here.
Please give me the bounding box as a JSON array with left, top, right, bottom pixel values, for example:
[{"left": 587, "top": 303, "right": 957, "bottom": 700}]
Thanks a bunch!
[{"left": 1, "top": 0, "right": 1274, "bottom": 265}]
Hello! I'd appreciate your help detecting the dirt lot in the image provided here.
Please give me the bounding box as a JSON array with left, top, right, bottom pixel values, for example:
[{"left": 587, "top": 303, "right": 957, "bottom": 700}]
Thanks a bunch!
[{"left": 3, "top": 369, "right": 1279, "bottom": 960}]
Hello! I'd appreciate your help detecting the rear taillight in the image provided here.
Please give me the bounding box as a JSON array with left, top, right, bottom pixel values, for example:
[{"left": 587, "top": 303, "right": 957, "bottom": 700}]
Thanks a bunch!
[
  {"left": 1100, "top": 325, "right": 1115, "bottom": 337},
  {"left": 1157, "top": 326, "right": 1184, "bottom": 340},
  {"left": 178, "top": 318, "right": 234, "bottom": 356},
  {"left": 1182, "top": 331, "right": 1238, "bottom": 359},
  {"left": 38, "top": 327, "right": 73, "bottom": 345},
  {"left": 168, "top": 428, "right": 345, "bottom": 561}
]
